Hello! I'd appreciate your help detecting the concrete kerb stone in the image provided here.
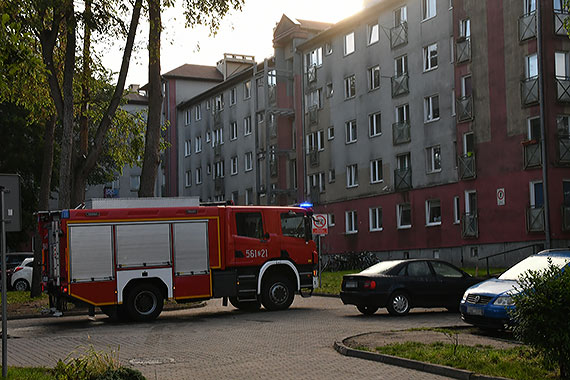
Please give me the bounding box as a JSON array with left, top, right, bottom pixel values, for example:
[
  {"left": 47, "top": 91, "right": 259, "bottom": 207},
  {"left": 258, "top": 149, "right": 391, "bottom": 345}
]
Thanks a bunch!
[{"left": 333, "top": 338, "right": 513, "bottom": 380}]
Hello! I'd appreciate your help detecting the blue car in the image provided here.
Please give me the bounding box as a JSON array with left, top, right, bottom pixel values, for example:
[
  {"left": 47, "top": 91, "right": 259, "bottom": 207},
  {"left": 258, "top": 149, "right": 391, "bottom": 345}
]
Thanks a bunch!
[{"left": 460, "top": 249, "right": 570, "bottom": 329}]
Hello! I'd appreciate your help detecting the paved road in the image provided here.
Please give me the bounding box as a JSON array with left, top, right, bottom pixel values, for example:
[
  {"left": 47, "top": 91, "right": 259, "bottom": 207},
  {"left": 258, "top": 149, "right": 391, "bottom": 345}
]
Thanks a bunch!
[{"left": 5, "top": 296, "right": 466, "bottom": 379}]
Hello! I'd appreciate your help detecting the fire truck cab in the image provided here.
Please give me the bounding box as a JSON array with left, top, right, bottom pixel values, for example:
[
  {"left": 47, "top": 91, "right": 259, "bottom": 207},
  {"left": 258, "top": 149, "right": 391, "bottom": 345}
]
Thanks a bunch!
[{"left": 38, "top": 199, "right": 318, "bottom": 321}]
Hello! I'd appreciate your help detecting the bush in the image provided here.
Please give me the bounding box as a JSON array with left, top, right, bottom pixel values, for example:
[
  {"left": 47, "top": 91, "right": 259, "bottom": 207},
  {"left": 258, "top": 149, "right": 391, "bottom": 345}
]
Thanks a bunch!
[
  {"left": 93, "top": 368, "right": 146, "bottom": 380},
  {"left": 510, "top": 260, "right": 570, "bottom": 379}
]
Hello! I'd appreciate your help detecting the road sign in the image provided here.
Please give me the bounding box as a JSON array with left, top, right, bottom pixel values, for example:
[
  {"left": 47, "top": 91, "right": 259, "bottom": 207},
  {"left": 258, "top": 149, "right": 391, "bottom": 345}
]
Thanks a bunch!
[
  {"left": 0, "top": 174, "right": 21, "bottom": 232},
  {"left": 312, "top": 214, "right": 328, "bottom": 235},
  {"left": 497, "top": 188, "right": 505, "bottom": 206}
]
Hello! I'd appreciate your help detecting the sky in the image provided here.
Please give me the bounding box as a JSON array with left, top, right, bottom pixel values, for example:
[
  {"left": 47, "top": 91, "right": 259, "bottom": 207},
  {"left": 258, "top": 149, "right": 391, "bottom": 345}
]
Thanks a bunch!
[{"left": 100, "top": 0, "right": 364, "bottom": 86}]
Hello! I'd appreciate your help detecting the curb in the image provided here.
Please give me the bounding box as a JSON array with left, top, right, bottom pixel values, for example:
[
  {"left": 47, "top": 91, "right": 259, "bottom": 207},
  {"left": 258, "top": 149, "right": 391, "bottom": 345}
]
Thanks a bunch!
[{"left": 333, "top": 339, "right": 512, "bottom": 380}]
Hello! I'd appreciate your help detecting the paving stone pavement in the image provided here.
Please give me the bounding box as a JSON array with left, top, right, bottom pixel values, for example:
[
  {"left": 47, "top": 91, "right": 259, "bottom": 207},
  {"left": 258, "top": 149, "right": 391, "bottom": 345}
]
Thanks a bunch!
[{"left": 4, "top": 296, "right": 466, "bottom": 379}]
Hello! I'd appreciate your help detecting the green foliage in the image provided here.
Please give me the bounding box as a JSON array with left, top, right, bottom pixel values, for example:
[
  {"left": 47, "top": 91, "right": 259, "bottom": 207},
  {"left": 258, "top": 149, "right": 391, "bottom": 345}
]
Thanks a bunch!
[
  {"left": 53, "top": 346, "right": 121, "bottom": 380},
  {"left": 180, "top": 0, "right": 246, "bottom": 35},
  {"left": 315, "top": 270, "right": 354, "bottom": 295},
  {"left": 0, "top": 366, "right": 55, "bottom": 380},
  {"left": 510, "top": 261, "right": 570, "bottom": 379},
  {"left": 92, "top": 368, "right": 146, "bottom": 380},
  {"left": 5, "top": 290, "right": 47, "bottom": 305},
  {"left": 374, "top": 342, "right": 554, "bottom": 380}
]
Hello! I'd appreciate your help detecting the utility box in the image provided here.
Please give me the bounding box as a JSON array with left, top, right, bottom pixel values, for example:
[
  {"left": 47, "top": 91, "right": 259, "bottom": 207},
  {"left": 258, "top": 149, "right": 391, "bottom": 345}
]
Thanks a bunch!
[{"left": 0, "top": 174, "right": 21, "bottom": 232}]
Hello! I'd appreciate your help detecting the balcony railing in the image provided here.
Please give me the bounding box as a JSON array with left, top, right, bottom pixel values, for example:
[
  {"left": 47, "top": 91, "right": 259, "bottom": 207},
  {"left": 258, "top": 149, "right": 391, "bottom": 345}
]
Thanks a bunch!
[
  {"left": 519, "top": 11, "right": 537, "bottom": 41},
  {"left": 307, "top": 65, "right": 317, "bottom": 83},
  {"left": 527, "top": 206, "right": 545, "bottom": 232},
  {"left": 461, "top": 213, "right": 479, "bottom": 238},
  {"left": 309, "top": 149, "right": 319, "bottom": 167},
  {"left": 308, "top": 106, "right": 318, "bottom": 126},
  {"left": 523, "top": 140, "right": 542, "bottom": 169},
  {"left": 558, "top": 134, "right": 570, "bottom": 164},
  {"left": 554, "top": 10, "right": 570, "bottom": 36},
  {"left": 456, "top": 38, "right": 471, "bottom": 63},
  {"left": 456, "top": 95, "right": 474, "bottom": 122},
  {"left": 268, "top": 85, "right": 277, "bottom": 106},
  {"left": 392, "top": 121, "right": 411, "bottom": 145},
  {"left": 556, "top": 76, "right": 570, "bottom": 102},
  {"left": 394, "top": 168, "right": 412, "bottom": 191},
  {"left": 521, "top": 76, "right": 539, "bottom": 106},
  {"left": 390, "top": 22, "right": 408, "bottom": 49},
  {"left": 458, "top": 154, "right": 476, "bottom": 180},
  {"left": 391, "top": 74, "right": 409, "bottom": 98},
  {"left": 563, "top": 205, "right": 570, "bottom": 231}
]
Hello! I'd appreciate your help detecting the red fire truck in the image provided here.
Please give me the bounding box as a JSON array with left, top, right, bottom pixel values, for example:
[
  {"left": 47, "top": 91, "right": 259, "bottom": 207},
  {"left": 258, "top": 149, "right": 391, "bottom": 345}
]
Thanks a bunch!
[{"left": 38, "top": 199, "right": 318, "bottom": 321}]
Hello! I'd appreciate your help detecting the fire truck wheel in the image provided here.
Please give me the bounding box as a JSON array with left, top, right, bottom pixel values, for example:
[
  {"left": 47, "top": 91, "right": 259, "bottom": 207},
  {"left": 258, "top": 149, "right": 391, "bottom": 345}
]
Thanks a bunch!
[
  {"left": 261, "top": 275, "right": 294, "bottom": 311},
  {"left": 125, "top": 284, "right": 164, "bottom": 322},
  {"left": 228, "top": 297, "right": 261, "bottom": 311},
  {"left": 13, "top": 279, "right": 29, "bottom": 292}
]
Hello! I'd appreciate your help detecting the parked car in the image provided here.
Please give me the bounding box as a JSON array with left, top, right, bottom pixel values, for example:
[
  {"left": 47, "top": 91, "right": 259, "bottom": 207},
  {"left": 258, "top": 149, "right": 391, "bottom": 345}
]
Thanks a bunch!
[
  {"left": 460, "top": 249, "right": 570, "bottom": 329},
  {"left": 10, "top": 258, "right": 34, "bottom": 291},
  {"left": 1, "top": 252, "right": 33, "bottom": 289},
  {"left": 340, "top": 259, "right": 481, "bottom": 315}
]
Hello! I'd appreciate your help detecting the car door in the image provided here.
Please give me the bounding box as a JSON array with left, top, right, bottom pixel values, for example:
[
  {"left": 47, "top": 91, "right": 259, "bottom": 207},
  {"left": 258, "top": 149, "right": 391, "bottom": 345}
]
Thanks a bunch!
[
  {"left": 429, "top": 261, "right": 469, "bottom": 307},
  {"left": 229, "top": 210, "right": 277, "bottom": 266},
  {"left": 403, "top": 261, "right": 437, "bottom": 307}
]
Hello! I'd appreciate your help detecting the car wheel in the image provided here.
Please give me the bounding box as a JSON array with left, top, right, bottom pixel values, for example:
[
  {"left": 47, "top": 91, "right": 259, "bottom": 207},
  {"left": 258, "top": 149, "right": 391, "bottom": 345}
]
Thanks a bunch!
[
  {"left": 229, "top": 297, "right": 261, "bottom": 311},
  {"left": 387, "top": 291, "right": 411, "bottom": 316},
  {"left": 125, "top": 283, "right": 163, "bottom": 322},
  {"left": 13, "top": 279, "right": 29, "bottom": 292},
  {"left": 357, "top": 305, "right": 378, "bottom": 315},
  {"left": 261, "top": 274, "right": 294, "bottom": 311}
]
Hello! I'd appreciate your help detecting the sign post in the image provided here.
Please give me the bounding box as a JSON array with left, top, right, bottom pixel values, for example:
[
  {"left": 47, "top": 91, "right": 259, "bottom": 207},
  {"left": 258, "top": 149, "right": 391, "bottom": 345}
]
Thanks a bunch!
[{"left": 312, "top": 214, "right": 328, "bottom": 288}]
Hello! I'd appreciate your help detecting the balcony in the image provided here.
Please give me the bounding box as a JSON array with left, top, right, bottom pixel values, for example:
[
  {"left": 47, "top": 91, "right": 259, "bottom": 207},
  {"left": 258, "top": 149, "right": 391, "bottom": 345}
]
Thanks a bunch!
[
  {"left": 214, "top": 177, "right": 224, "bottom": 191},
  {"left": 456, "top": 95, "right": 474, "bottom": 122},
  {"left": 563, "top": 205, "right": 570, "bottom": 231},
  {"left": 556, "top": 76, "right": 570, "bottom": 102},
  {"left": 213, "top": 111, "right": 221, "bottom": 127},
  {"left": 557, "top": 134, "right": 570, "bottom": 164},
  {"left": 461, "top": 213, "right": 479, "bottom": 238},
  {"left": 392, "top": 121, "right": 411, "bottom": 145},
  {"left": 519, "top": 11, "right": 536, "bottom": 41},
  {"left": 521, "top": 76, "right": 539, "bottom": 106},
  {"left": 456, "top": 38, "right": 471, "bottom": 63},
  {"left": 309, "top": 149, "right": 319, "bottom": 167},
  {"left": 308, "top": 106, "right": 318, "bottom": 126},
  {"left": 268, "top": 85, "right": 276, "bottom": 106},
  {"left": 391, "top": 74, "right": 409, "bottom": 98},
  {"left": 554, "top": 10, "right": 570, "bottom": 36},
  {"left": 390, "top": 22, "right": 408, "bottom": 49},
  {"left": 214, "top": 144, "right": 222, "bottom": 157},
  {"left": 523, "top": 140, "right": 542, "bottom": 169},
  {"left": 526, "top": 206, "right": 545, "bottom": 232},
  {"left": 307, "top": 65, "right": 317, "bottom": 83},
  {"left": 394, "top": 168, "right": 412, "bottom": 191},
  {"left": 457, "top": 154, "right": 476, "bottom": 180}
]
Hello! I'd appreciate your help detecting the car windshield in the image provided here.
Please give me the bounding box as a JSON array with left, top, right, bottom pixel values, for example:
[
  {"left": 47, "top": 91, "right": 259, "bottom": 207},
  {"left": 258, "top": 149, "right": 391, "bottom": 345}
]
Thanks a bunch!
[
  {"left": 360, "top": 260, "right": 404, "bottom": 275},
  {"left": 499, "top": 255, "right": 570, "bottom": 281}
]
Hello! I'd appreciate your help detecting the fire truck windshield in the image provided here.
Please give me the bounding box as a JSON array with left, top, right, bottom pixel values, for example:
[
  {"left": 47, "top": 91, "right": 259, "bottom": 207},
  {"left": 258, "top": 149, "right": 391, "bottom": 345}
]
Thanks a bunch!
[{"left": 280, "top": 212, "right": 307, "bottom": 239}]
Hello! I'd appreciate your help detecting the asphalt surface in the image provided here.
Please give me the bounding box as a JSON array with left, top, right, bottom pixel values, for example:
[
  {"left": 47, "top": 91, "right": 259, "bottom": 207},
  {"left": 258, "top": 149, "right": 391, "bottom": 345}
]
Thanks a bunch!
[{"left": 3, "top": 295, "right": 467, "bottom": 379}]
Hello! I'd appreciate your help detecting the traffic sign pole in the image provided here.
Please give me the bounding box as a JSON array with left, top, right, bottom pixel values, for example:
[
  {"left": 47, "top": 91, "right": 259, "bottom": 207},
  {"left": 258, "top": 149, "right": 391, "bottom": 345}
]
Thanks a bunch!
[{"left": 1, "top": 187, "right": 7, "bottom": 378}]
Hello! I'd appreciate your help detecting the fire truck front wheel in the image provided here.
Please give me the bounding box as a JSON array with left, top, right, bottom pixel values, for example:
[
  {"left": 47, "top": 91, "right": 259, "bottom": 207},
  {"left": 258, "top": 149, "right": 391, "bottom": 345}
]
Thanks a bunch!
[
  {"left": 261, "top": 275, "right": 294, "bottom": 311},
  {"left": 125, "top": 283, "right": 164, "bottom": 322}
]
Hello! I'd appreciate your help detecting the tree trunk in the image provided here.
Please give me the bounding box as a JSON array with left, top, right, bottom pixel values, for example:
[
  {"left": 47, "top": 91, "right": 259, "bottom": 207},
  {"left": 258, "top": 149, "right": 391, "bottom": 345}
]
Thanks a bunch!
[
  {"left": 139, "top": 0, "right": 163, "bottom": 198},
  {"left": 57, "top": 0, "right": 76, "bottom": 209},
  {"left": 79, "top": 0, "right": 92, "bottom": 158}
]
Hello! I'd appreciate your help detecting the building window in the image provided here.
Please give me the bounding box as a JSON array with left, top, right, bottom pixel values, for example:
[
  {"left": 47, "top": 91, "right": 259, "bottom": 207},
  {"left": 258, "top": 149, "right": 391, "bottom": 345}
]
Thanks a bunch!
[
  {"left": 368, "top": 22, "right": 379, "bottom": 45},
  {"left": 346, "top": 164, "right": 358, "bottom": 188},
  {"left": 426, "top": 199, "right": 442, "bottom": 226},
  {"left": 306, "top": 88, "right": 322, "bottom": 110},
  {"left": 207, "top": 164, "right": 211, "bottom": 175},
  {"left": 329, "top": 169, "right": 335, "bottom": 183},
  {"left": 230, "top": 121, "right": 238, "bottom": 141},
  {"left": 329, "top": 213, "right": 336, "bottom": 226},
  {"left": 394, "top": 6, "right": 407, "bottom": 25},
  {"left": 395, "top": 54, "right": 408, "bottom": 77},
  {"left": 214, "top": 160, "right": 225, "bottom": 178},
  {"left": 453, "top": 196, "right": 460, "bottom": 224},
  {"left": 245, "top": 152, "right": 253, "bottom": 171},
  {"left": 555, "top": 51, "right": 569, "bottom": 79},
  {"left": 528, "top": 117, "right": 541, "bottom": 141},
  {"left": 195, "top": 136, "right": 202, "bottom": 152},
  {"left": 557, "top": 115, "right": 570, "bottom": 134},
  {"left": 526, "top": 53, "right": 538, "bottom": 79},
  {"left": 215, "top": 94, "right": 224, "bottom": 111},
  {"left": 230, "top": 87, "right": 237, "bottom": 106},
  {"left": 524, "top": 0, "right": 537, "bottom": 14},
  {"left": 344, "top": 31, "right": 355, "bottom": 56},
  {"left": 396, "top": 103, "right": 409, "bottom": 123},
  {"left": 184, "top": 140, "right": 191, "bottom": 157},
  {"left": 196, "top": 168, "right": 202, "bottom": 184},
  {"left": 422, "top": 0, "right": 436, "bottom": 20},
  {"left": 326, "top": 82, "right": 334, "bottom": 98},
  {"left": 245, "top": 188, "right": 253, "bottom": 205},
  {"left": 397, "top": 203, "right": 412, "bottom": 229},
  {"left": 306, "top": 47, "right": 323, "bottom": 68},
  {"left": 423, "top": 43, "right": 438, "bottom": 71},
  {"left": 369, "top": 112, "right": 381, "bottom": 137},
  {"left": 345, "top": 210, "right": 358, "bottom": 234},
  {"left": 130, "top": 175, "right": 140, "bottom": 191},
  {"left": 325, "top": 41, "right": 333, "bottom": 55},
  {"left": 306, "top": 131, "right": 324, "bottom": 153},
  {"left": 369, "top": 207, "right": 383, "bottom": 231},
  {"left": 213, "top": 128, "right": 224, "bottom": 146},
  {"left": 344, "top": 75, "right": 356, "bottom": 99},
  {"left": 206, "top": 130, "right": 211, "bottom": 143},
  {"left": 185, "top": 170, "right": 192, "bottom": 187},
  {"left": 345, "top": 120, "right": 357, "bottom": 143},
  {"left": 185, "top": 109, "right": 191, "bottom": 125},
  {"left": 369, "top": 65, "right": 380, "bottom": 90},
  {"left": 424, "top": 94, "right": 440, "bottom": 122},
  {"left": 554, "top": 0, "right": 564, "bottom": 11},
  {"left": 244, "top": 81, "right": 251, "bottom": 99},
  {"left": 427, "top": 145, "right": 442, "bottom": 173},
  {"left": 231, "top": 156, "right": 238, "bottom": 175},
  {"left": 459, "top": 18, "right": 471, "bottom": 40},
  {"left": 195, "top": 105, "right": 201, "bottom": 121},
  {"left": 370, "top": 159, "right": 383, "bottom": 183},
  {"left": 244, "top": 116, "right": 252, "bottom": 136},
  {"left": 328, "top": 126, "right": 335, "bottom": 140}
]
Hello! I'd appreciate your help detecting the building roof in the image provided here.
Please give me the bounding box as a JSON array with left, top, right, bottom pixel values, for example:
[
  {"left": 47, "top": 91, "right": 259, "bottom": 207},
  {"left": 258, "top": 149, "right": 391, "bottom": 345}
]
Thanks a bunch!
[
  {"left": 295, "top": 19, "right": 334, "bottom": 32},
  {"left": 125, "top": 91, "right": 148, "bottom": 105},
  {"left": 273, "top": 14, "right": 333, "bottom": 47},
  {"left": 162, "top": 64, "right": 224, "bottom": 82}
]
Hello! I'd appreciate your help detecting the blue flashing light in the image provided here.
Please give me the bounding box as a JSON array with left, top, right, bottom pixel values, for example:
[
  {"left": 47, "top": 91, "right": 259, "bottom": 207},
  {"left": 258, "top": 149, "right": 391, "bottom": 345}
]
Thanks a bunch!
[
  {"left": 61, "top": 210, "right": 70, "bottom": 219},
  {"left": 299, "top": 202, "right": 313, "bottom": 209}
]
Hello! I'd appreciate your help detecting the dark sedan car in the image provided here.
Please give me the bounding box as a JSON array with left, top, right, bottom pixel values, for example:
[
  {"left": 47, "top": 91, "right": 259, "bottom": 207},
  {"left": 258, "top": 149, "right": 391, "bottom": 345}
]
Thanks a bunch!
[{"left": 340, "top": 259, "right": 481, "bottom": 315}]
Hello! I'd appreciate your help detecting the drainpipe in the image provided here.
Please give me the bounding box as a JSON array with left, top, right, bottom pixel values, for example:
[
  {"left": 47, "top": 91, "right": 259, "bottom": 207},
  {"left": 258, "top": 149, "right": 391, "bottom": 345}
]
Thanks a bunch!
[
  {"left": 537, "top": 0, "right": 551, "bottom": 248},
  {"left": 294, "top": 42, "right": 308, "bottom": 203}
]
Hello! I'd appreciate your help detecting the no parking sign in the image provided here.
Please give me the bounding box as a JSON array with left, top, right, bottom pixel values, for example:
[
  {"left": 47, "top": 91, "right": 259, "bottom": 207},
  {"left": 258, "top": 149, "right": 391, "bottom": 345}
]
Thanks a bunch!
[
  {"left": 312, "top": 214, "right": 328, "bottom": 235},
  {"left": 497, "top": 188, "right": 505, "bottom": 206}
]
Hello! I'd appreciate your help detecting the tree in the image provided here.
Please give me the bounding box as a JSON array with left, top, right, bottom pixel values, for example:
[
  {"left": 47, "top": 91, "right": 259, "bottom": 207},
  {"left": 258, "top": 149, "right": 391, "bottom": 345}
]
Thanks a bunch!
[
  {"left": 138, "top": 0, "right": 245, "bottom": 197},
  {"left": 510, "top": 261, "right": 570, "bottom": 379}
]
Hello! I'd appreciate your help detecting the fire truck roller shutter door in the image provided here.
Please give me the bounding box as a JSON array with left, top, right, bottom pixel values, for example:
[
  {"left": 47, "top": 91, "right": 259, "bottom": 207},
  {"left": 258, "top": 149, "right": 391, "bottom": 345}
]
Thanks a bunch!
[
  {"left": 116, "top": 223, "right": 171, "bottom": 267},
  {"left": 173, "top": 221, "right": 209, "bottom": 275},
  {"left": 69, "top": 225, "right": 114, "bottom": 282}
]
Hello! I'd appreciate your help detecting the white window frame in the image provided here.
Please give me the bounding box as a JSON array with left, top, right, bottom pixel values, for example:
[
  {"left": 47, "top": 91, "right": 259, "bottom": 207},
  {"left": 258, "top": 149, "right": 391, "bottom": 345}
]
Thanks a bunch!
[
  {"left": 231, "top": 156, "right": 238, "bottom": 175},
  {"left": 427, "top": 145, "right": 442, "bottom": 173},
  {"left": 185, "top": 170, "right": 192, "bottom": 187},
  {"left": 369, "top": 65, "right": 380, "bottom": 90},
  {"left": 555, "top": 51, "right": 569, "bottom": 79},
  {"left": 424, "top": 94, "right": 440, "bottom": 122},
  {"left": 395, "top": 54, "right": 408, "bottom": 77},
  {"left": 397, "top": 203, "right": 412, "bottom": 229},
  {"left": 244, "top": 116, "right": 252, "bottom": 136},
  {"left": 453, "top": 196, "right": 460, "bottom": 224},
  {"left": 325, "top": 42, "right": 333, "bottom": 55},
  {"left": 206, "top": 130, "right": 211, "bottom": 143},
  {"left": 230, "top": 121, "right": 238, "bottom": 141},
  {"left": 230, "top": 87, "right": 237, "bottom": 106},
  {"left": 195, "top": 136, "right": 202, "bottom": 153},
  {"left": 245, "top": 152, "right": 253, "bottom": 171},
  {"left": 345, "top": 210, "right": 358, "bottom": 234},
  {"left": 345, "top": 120, "right": 357, "bottom": 144},
  {"left": 346, "top": 164, "right": 358, "bottom": 188},
  {"left": 329, "top": 169, "right": 335, "bottom": 183},
  {"left": 344, "top": 31, "right": 355, "bottom": 56},
  {"left": 369, "top": 112, "right": 381, "bottom": 137},
  {"left": 425, "top": 199, "right": 442, "bottom": 226},
  {"left": 244, "top": 81, "right": 251, "bottom": 99},
  {"left": 369, "top": 207, "right": 383, "bottom": 231},
  {"left": 329, "top": 213, "right": 335, "bottom": 226},
  {"left": 185, "top": 109, "right": 191, "bottom": 125},
  {"left": 422, "top": 0, "right": 437, "bottom": 21},
  {"left": 195, "top": 104, "right": 202, "bottom": 121},
  {"left": 526, "top": 53, "right": 538, "bottom": 79},
  {"left": 395, "top": 6, "right": 407, "bottom": 25},
  {"left": 370, "top": 159, "right": 383, "bottom": 184},
  {"left": 184, "top": 140, "right": 191, "bottom": 157},
  {"left": 423, "top": 43, "right": 438, "bottom": 72},
  {"left": 328, "top": 126, "right": 335, "bottom": 140},
  {"left": 306, "top": 47, "right": 323, "bottom": 68},
  {"left": 344, "top": 75, "right": 356, "bottom": 99},
  {"left": 326, "top": 82, "right": 334, "bottom": 98},
  {"left": 368, "top": 22, "right": 379, "bottom": 45},
  {"left": 196, "top": 167, "right": 202, "bottom": 185}
]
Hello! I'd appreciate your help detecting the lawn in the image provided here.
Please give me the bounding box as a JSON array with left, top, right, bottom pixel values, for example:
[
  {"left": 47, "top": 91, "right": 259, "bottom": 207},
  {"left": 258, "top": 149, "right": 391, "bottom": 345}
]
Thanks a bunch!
[{"left": 0, "top": 367, "right": 55, "bottom": 380}]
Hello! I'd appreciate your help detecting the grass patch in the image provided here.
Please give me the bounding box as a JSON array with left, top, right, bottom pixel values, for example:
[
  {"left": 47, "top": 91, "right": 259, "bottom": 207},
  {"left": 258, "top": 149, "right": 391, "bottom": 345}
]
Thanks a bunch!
[
  {"left": 4, "top": 291, "right": 47, "bottom": 305},
  {"left": 0, "top": 367, "right": 55, "bottom": 380},
  {"left": 375, "top": 342, "right": 556, "bottom": 380},
  {"left": 461, "top": 267, "right": 505, "bottom": 278},
  {"left": 316, "top": 270, "right": 354, "bottom": 295}
]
